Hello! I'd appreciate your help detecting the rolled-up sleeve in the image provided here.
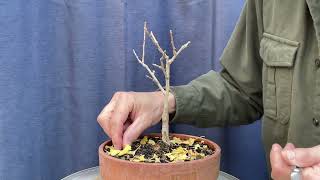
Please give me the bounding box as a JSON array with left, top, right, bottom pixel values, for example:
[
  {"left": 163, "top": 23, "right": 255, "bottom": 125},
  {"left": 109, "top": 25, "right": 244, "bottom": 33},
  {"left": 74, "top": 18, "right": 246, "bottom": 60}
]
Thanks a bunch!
[{"left": 171, "top": 0, "right": 264, "bottom": 127}]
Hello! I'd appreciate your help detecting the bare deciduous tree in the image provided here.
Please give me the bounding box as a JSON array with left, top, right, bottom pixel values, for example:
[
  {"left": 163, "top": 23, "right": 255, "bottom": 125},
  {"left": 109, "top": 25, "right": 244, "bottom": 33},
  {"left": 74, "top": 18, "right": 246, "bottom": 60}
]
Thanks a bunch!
[{"left": 133, "top": 22, "right": 191, "bottom": 144}]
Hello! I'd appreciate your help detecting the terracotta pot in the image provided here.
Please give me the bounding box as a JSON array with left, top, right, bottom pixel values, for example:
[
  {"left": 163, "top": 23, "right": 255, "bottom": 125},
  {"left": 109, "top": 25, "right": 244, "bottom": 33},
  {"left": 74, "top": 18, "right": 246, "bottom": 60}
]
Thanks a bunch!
[{"left": 99, "top": 133, "right": 221, "bottom": 180}]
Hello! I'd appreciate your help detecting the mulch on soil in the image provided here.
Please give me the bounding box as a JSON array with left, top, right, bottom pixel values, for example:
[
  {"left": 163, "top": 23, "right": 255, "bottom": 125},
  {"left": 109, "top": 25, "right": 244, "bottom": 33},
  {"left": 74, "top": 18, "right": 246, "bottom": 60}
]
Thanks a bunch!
[{"left": 103, "top": 136, "right": 215, "bottom": 163}]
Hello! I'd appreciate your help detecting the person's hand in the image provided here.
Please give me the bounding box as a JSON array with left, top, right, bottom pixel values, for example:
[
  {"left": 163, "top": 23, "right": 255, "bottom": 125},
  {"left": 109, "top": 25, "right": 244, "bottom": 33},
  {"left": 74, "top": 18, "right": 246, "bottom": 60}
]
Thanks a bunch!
[
  {"left": 97, "top": 91, "right": 175, "bottom": 149},
  {"left": 270, "top": 143, "right": 320, "bottom": 180}
]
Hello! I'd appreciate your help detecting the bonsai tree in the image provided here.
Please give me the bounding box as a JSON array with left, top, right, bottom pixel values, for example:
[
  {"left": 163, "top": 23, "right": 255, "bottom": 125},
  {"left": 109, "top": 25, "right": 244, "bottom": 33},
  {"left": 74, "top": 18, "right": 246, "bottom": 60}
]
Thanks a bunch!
[
  {"left": 100, "top": 23, "right": 218, "bottom": 172},
  {"left": 132, "top": 22, "right": 191, "bottom": 144}
]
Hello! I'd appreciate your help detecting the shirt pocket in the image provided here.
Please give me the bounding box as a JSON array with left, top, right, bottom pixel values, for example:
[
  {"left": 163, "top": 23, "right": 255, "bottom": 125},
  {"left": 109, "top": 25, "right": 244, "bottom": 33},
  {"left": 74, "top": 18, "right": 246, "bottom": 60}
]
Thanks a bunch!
[{"left": 259, "top": 33, "right": 299, "bottom": 124}]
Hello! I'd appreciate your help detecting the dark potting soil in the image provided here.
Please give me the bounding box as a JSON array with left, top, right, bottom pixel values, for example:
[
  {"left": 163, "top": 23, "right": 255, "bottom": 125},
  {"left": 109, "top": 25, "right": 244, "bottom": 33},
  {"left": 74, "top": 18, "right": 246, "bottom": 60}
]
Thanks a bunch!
[{"left": 103, "top": 136, "right": 215, "bottom": 163}]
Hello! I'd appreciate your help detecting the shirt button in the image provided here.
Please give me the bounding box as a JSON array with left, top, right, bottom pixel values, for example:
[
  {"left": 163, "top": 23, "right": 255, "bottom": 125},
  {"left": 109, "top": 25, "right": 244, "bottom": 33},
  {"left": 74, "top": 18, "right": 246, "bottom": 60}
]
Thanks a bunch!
[
  {"left": 313, "top": 118, "right": 319, "bottom": 127},
  {"left": 315, "top": 58, "right": 320, "bottom": 67}
]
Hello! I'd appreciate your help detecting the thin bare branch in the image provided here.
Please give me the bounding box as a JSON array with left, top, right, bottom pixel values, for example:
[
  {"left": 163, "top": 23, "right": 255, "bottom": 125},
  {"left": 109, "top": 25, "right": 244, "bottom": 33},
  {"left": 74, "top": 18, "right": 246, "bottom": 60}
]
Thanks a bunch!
[
  {"left": 148, "top": 31, "right": 169, "bottom": 60},
  {"left": 142, "top": 22, "right": 147, "bottom": 63},
  {"left": 133, "top": 49, "right": 141, "bottom": 62},
  {"left": 152, "top": 63, "right": 163, "bottom": 70},
  {"left": 158, "top": 51, "right": 167, "bottom": 76},
  {"left": 146, "top": 74, "right": 166, "bottom": 94},
  {"left": 177, "top": 41, "right": 191, "bottom": 55},
  {"left": 132, "top": 49, "right": 165, "bottom": 94},
  {"left": 160, "top": 55, "right": 165, "bottom": 70},
  {"left": 169, "top": 41, "right": 191, "bottom": 64},
  {"left": 143, "top": 66, "right": 165, "bottom": 94},
  {"left": 170, "top": 30, "right": 177, "bottom": 56},
  {"left": 153, "top": 62, "right": 166, "bottom": 77},
  {"left": 146, "top": 75, "right": 153, "bottom": 80}
]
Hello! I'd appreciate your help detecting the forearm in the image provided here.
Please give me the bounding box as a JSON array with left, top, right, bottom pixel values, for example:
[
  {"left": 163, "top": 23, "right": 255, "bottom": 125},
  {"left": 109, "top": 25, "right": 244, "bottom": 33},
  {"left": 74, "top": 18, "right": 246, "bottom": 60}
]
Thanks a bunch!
[{"left": 170, "top": 70, "right": 263, "bottom": 127}]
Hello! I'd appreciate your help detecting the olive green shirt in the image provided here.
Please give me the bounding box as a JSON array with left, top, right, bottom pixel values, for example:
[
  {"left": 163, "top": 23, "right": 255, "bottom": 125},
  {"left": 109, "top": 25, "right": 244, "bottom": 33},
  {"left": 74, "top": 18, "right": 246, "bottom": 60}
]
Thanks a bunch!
[{"left": 171, "top": 0, "right": 320, "bottom": 172}]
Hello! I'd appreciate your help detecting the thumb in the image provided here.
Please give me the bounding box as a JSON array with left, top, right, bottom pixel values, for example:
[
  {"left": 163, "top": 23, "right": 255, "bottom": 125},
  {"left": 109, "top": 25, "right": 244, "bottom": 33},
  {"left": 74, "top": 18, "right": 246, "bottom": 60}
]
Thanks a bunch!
[
  {"left": 122, "top": 116, "right": 151, "bottom": 146},
  {"left": 282, "top": 145, "right": 320, "bottom": 167}
]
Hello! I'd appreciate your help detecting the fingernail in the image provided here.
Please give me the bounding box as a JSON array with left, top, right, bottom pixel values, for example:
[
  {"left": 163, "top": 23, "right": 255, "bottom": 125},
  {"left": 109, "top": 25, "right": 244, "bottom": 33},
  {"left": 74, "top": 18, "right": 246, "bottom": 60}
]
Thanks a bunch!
[
  {"left": 286, "top": 150, "right": 295, "bottom": 160},
  {"left": 272, "top": 144, "right": 281, "bottom": 151},
  {"left": 285, "top": 142, "right": 295, "bottom": 150}
]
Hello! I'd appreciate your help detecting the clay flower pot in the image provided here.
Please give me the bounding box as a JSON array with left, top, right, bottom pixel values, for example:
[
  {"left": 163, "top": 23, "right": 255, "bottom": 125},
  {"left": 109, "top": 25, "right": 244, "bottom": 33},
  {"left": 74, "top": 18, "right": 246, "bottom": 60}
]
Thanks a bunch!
[{"left": 99, "top": 133, "right": 221, "bottom": 180}]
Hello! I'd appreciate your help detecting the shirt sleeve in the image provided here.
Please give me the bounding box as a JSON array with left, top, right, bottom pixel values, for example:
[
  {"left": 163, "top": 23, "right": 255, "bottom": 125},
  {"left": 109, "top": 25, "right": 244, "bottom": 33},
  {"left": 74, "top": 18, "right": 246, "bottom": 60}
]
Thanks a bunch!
[{"left": 170, "top": 0, "right": 264, "bottom": 127}]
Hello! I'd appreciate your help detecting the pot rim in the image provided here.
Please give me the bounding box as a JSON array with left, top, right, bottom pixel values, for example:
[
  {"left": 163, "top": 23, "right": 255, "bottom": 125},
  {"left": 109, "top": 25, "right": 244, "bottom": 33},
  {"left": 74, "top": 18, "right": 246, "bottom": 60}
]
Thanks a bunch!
[{"left": 99, "top": 133, "right": 221, "bottom": 166}]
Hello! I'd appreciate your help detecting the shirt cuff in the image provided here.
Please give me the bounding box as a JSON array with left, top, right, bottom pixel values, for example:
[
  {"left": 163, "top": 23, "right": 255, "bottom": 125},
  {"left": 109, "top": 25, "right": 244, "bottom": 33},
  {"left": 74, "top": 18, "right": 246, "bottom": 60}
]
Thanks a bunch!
[{"left": 169, "top": 84, "right": 201, "bottom": 124}]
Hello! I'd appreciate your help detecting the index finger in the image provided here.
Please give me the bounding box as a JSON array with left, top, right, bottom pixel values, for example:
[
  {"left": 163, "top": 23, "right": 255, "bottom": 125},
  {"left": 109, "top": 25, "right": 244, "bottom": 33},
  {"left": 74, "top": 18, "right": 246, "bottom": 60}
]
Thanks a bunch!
[
  {"left": 101, "top": 93, "right": 134, "bottom": 149},
  {"left": 282, "top": 145, "right": 320, "bottom": 167},
  {"left": 97, "top": 98, "right": 117, "bottom": 138}
]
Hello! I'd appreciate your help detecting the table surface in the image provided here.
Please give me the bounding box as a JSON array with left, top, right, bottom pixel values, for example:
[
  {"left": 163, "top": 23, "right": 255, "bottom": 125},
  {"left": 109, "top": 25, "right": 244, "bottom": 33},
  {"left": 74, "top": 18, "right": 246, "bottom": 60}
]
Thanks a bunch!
[{"left": 61, "top": 166, "right": 239, "bottom": 180}]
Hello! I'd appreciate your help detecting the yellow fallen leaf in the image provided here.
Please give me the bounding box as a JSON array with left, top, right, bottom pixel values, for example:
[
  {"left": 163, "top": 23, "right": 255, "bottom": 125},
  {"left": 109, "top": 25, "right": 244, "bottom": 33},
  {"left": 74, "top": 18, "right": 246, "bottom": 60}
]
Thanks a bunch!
[
  {"left": 140, "top": 136, "right": 148, "bottom": 145},
  {"left": 128, "top": 151, "right": 136, "bottom": 155},
  {"left": 109, "top": 148, "right": 120, "bottom": 156},
  {"left": 170, "top": 137, "right": 182, "bottom": 144},
  {"left": 150, "top": 154, "right": 161, "bottom": 163},
  {"left": 148, "top": 139, "right": 156, "bottom": 145},
  {"left": 132, "top": 155, "right": 145, "bottom": 162},
  {"left": 188, "top": 149, "right": 196, "bottom": 155},
  {"left": 194, "top": 144, "right": 201, "bottom": 150},
  {"left": 173, "top": 147, "right": 186, "bottom": 154},
  {"left": 166, "top": 147, "right": 188, "bottom": 161},
  {"left": 165, "top": 153, "right": 175, "bottom": 161},
  {"left": 179, "top": 153, "right": 188, "bottom": 159},
  {"left": 155, "top": 157, "right": 161, "bottom": 163},
  {"left": 188, "top": 150, "right": 197, "bottom": 160},
  {"left": 118, "top": 145, "right": 132, "bottom": 156},
  {"left": 175, "top": 154, "right": 188, "bottom": 161},
  {"left": 182, "top": 138, "right": 195, "bottom": 146}
]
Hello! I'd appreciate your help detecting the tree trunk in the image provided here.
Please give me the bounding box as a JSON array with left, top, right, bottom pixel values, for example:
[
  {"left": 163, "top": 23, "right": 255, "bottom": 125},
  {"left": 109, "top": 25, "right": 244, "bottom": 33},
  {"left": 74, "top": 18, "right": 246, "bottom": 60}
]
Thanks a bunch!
[{"left": 161, "top": 62, "right": 170, "bottom": 144}]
